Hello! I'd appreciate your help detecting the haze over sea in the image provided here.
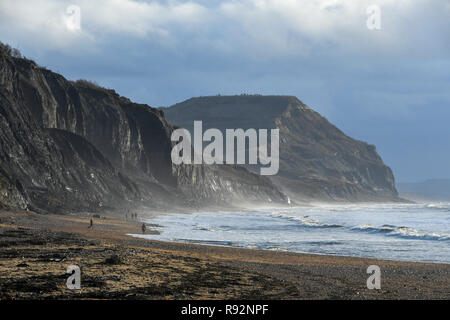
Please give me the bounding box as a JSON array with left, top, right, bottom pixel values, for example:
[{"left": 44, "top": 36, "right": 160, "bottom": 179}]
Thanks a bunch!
[{"left": 131, "top": 203, "right": 450, "bottom": 264}]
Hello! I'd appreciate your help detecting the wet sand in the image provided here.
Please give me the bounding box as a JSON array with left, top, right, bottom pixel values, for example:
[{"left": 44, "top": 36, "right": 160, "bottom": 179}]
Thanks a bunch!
[{"left": 0, "top": 209, "right": 448, "bottom": 300}]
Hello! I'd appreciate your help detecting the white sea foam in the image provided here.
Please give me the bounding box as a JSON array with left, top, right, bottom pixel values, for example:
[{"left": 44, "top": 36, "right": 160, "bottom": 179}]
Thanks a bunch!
[
  {"left": 270, "top": 211, "right": 344, "bottom": 228},
  {"left": 352, "top": 224, "right": 450, "bottom": 241},
  {"left": 129, "top": 203, "right": 450, "bottom": 263}
]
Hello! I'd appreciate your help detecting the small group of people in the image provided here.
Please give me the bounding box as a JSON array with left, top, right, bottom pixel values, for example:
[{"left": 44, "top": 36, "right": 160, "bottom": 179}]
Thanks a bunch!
[
  {"left": 125, "top": 211, "right": 139, "bottom": 221},
  {"left": 125, "top": 210, "right": 146, "bottom": 234},
  {"left": 87, "top": 211, "right": 145, "bottom": 234}
]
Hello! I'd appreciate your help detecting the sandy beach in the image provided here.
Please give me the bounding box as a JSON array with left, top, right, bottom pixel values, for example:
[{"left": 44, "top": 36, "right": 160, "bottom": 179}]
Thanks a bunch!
[{"left": 0, "top": 209, "right": 448, "bottom": 300}]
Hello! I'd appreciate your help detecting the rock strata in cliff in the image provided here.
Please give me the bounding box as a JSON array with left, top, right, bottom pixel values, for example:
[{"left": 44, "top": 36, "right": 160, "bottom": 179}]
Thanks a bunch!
[
  {"left": 0, "top": 43, "right": 286, "bottom": 212},
  {"left": 165, "top": 95, "right": 400, "bottom": 202}
]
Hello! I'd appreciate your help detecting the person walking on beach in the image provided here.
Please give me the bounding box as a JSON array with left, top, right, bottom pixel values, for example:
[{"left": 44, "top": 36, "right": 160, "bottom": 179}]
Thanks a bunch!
[
  {"left": 141, "top": 223, "right": 146, "bottom": 234},
  {"left": 88, "top": 218, "right": 93, "bottom": 229}
]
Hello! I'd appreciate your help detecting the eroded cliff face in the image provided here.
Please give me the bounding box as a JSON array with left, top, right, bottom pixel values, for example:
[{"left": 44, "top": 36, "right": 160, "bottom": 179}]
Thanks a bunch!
[
  {"left": 174, "top": 164, "right": 286, "bottom": 206},
  {"left": 0, "top": 74, "right": 139, "bottom": 212},
  {"left": 0, "top": 48, "right": 286, "bottom": 212},
  {"left": 274, "top": 99, "right": 398, "bottom": 201},
  {"left": 5, "top": 59, "right": 175, "bottom": 187},
  {"left": 165, "top": 95, "right": 400, "bottom": 202}
]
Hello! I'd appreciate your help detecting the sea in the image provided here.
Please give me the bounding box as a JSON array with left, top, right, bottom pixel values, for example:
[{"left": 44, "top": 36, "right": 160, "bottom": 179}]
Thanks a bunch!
[{"left": 129, "top": 203, "right": 450, "bottom": 264}]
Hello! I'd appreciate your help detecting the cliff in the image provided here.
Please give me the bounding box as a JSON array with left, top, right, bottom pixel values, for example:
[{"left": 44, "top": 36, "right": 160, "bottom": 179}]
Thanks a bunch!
[
  {"left": 165, "top": 95, "right": 400, "bottom": 202},
  {"left": 0, "top": 44, "right": 286, "bottom": 212}
]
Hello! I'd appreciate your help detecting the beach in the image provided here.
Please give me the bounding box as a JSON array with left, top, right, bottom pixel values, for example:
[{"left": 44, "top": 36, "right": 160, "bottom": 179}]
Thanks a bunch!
[{"left": 0, "top": 209, "right": 449, "bottom": 300}]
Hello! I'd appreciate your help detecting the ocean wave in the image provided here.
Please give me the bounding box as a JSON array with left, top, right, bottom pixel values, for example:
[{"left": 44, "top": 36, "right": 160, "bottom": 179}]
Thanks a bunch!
[
  {"left": 352, "top": 224, "right": 450, "bottom": 241},
  {"left": 351, "top": 224, "right": 394, "bottom": 232},
  {"left": 351, "top": 224, "right": 376, "bottom": 231},
  {"left": 425, "top": 203, "right": 450, "bottom": 211},
  {"left": 176, "top": 239, "right": 237, "bottom": 246},
  {"left": 193, "top": 224, "right": 232, "bottom": 232},
  {"left": 304, "top": 241, "right": 343, "bottom": 246},
  {"left": 271, "top": 212, "right": 344, "bottom": 229},
  {"left": 266, "top": 245, "right": 289, "bottom": 252},
  {"left": 392, "top": 227, "right": 450, "bottom": 241}
]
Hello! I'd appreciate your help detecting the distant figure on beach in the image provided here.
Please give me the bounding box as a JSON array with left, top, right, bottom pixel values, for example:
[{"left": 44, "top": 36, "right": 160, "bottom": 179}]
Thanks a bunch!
[
  {"left": 88, "top": 218, "right": 93, "bottom": 228},
  {"left": 141, "top": 223, "right": 146, "bottom": 234}
]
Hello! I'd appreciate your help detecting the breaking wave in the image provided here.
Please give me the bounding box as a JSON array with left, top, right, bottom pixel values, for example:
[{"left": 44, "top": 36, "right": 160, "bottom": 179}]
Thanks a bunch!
[
  {"left": 270, "top": 212, "right": 344, "bottom": 229},
  {"left": 352, "top": 224, "right": 450, "bottom": 241},
  {"left": 273, "top": 211, "right": 450, "bottom": 241},
  {"left": 131, "top": 203, "right": 450, "bottom": 263}
]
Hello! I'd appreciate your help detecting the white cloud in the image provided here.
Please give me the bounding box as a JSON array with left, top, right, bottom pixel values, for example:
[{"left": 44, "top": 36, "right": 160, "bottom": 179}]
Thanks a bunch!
[
  {"left": 0, "top": 0, "right": 93, "bottom": 51},
  {"left": 0, "top": 0, "right": 448, "bottom": 58},
  {"left": 79, "top": 0, "right": 208, "bottom": 37},
  {"left": 0, "top": 0, "right": 208, "bottom": 52},
  {"left": 217, "top": 0, "right": 450, "bottom": 58}
]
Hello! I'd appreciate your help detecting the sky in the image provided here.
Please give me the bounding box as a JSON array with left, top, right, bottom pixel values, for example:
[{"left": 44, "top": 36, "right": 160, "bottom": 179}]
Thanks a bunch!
[{"left": 1, "top": 0, "right": 449, "bottom": 183}]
